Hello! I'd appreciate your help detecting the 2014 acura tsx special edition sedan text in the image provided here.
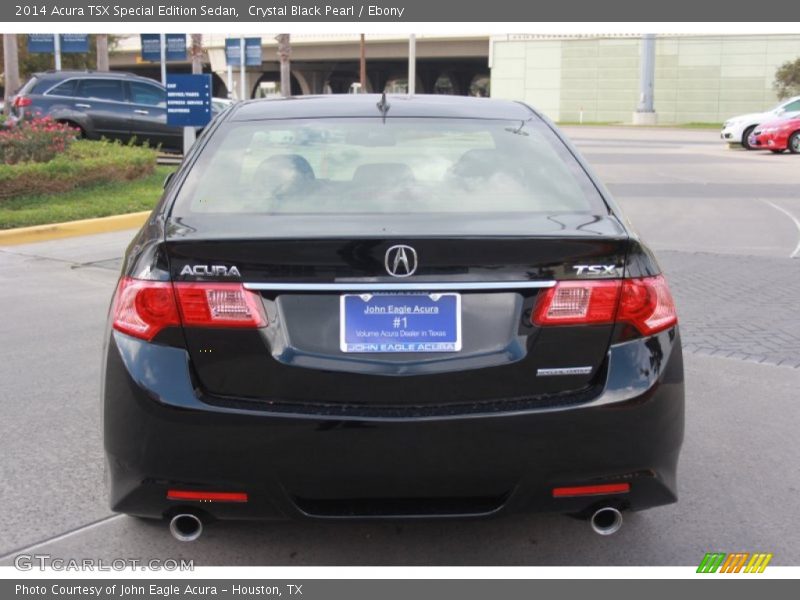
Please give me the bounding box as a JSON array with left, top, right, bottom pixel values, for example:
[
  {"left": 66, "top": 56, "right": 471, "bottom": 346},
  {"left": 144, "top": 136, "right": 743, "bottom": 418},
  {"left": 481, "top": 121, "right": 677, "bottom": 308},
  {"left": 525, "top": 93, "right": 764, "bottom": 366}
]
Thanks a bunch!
[{"left": 103, "top": 94, "right": 684, "bottom": 541}]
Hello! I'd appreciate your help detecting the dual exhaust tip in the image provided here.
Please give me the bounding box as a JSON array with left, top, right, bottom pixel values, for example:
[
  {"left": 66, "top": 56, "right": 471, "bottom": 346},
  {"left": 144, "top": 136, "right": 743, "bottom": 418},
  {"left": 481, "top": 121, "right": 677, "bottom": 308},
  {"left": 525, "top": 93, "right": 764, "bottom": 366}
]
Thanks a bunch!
[{"left": 169, "top": 507, "right": 623, "bottom": 541}]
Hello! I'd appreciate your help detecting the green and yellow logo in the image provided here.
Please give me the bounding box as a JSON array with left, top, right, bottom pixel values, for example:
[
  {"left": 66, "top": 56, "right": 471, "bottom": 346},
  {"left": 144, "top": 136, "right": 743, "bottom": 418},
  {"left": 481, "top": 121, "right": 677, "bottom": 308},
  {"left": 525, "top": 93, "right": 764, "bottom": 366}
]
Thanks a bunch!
[{"left": 697, "top": 552, "right": 773, "bottom": 573}]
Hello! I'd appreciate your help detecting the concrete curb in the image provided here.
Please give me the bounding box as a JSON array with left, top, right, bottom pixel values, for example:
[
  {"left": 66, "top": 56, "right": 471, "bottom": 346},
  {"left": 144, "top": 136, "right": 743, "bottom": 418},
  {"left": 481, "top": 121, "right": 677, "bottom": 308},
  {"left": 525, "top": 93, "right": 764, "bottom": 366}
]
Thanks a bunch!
[{"left": 0, "top": 211, "right": 150, "bottom": 246}]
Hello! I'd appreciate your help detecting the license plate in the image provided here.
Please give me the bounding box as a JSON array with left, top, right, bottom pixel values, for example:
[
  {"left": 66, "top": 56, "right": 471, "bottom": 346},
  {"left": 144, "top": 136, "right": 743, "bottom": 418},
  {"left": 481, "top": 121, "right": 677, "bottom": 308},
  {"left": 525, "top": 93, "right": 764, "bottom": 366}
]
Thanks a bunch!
[{"left": 340, "top": 293, "right": 462, "bottom": 353}]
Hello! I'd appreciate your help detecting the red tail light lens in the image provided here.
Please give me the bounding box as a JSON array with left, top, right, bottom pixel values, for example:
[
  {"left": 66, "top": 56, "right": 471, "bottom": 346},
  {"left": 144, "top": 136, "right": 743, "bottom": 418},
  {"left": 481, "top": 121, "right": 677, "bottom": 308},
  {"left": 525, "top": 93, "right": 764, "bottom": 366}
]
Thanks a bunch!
[
  {"left": 112, "top": 278, "right": 267, "bottom": 341},
  {"left": 532, "top": 274, "right": 677, "bottom": 336},
  {"left": 112, "top": 278, "right": 180, "bottom": 341},
  {"left": 618, "top": 275, "right": 677, "bottom": 336},
  {"left": 13, "top": 96, "right": 32, "bottom": 108},
  {"left": 533, "top": 280, "right": 621, "bottom": 326},
  {"left": 175, "top": 283, "right": 267, "bottom": 328}
]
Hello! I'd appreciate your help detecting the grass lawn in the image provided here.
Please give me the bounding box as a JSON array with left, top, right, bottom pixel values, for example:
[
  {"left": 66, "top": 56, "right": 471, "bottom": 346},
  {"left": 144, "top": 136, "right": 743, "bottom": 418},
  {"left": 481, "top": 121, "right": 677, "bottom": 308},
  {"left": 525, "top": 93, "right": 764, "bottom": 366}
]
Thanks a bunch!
[{"left": 0, "top": 166, "right": 175, "bottom": 230}]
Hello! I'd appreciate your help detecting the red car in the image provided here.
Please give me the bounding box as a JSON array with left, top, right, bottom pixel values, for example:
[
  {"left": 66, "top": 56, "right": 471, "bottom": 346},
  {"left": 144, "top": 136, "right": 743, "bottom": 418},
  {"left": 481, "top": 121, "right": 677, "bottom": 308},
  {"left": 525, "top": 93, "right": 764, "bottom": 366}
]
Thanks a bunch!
[{"left": 751, "top": 117, "right": 800, "bottom": 153}]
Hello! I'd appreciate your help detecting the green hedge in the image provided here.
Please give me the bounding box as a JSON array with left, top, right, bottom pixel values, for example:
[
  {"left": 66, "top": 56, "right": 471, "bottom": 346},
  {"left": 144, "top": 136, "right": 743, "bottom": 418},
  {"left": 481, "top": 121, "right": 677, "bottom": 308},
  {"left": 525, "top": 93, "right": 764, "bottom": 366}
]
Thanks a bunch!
[{"left": 0, "top": 140, "right": 158, "bottom": 200}]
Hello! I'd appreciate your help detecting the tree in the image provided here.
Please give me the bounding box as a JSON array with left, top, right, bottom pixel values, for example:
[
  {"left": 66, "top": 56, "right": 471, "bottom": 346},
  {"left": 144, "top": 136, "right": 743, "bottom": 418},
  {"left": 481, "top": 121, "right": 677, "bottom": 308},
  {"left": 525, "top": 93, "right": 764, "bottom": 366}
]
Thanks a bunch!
[
  {"left": 773, "top": 58, "right": 800, "bottom": 99},
  {"left": 0, "top": 34, "right": 120, "bottom": 86}
]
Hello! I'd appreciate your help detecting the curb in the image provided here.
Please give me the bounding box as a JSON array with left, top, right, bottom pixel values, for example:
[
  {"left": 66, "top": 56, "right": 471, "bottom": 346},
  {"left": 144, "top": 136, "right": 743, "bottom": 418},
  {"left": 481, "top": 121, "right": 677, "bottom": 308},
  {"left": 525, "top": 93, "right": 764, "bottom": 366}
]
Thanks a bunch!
[{"left": 0, "top": 211, "right": 150, "bottom": 247}]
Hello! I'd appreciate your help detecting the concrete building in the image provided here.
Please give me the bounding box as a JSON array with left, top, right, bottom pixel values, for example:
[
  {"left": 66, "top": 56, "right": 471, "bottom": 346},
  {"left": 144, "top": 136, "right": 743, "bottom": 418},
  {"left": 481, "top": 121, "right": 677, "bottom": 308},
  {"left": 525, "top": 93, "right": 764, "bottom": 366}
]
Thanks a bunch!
[
  {"left": 106, "top": 33, "right": 800, "bottom": 124},
  {"left": 490, "top": 34, "right": 800, "bottom": 124},
  {"left": 109, "top": 34, "right": 490, "bottom": 99}
]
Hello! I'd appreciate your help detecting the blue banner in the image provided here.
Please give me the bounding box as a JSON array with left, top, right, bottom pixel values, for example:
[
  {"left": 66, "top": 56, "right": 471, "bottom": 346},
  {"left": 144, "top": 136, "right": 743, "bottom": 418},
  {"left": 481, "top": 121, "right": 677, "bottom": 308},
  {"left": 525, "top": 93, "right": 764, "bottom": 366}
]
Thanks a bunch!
[
  {"left": 140, "top": 33, "right": 187, "bottom": 62},
  {"left": 166, "top": 74, "right": 212, "bottom": 128},
  {"left": 140, "top": 34, "right": 160, "bottom": 61},
  {"left": 245, "top": 37, "right": 262, "bottom": 66},
  {"left": 27, "top": 34, "right": 55, "bottom": 54},
  {"left": 165, "top": 33, "right": 187, "bottom": 61},
  {"left": 225, "top": 37, "right": 262, "bottom": 66},
  {"left": 60, "top": 34, "right": 89, "bottom": 53}
]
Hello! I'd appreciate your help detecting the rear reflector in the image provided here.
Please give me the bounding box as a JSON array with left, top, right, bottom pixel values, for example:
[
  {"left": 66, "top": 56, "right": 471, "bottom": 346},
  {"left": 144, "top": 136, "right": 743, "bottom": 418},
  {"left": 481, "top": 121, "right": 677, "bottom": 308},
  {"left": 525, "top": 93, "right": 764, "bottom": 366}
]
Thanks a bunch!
[
  {"left": 167, "top": 490, "right": 248, "bottom": 503},
  {"left": 532, "top": 274, "right": 677, "bottom": 336},
  {"left": 552, "top": 483, "right": 631, "bottom": 498},
  {"left": 112, "top": 277, "right": 267, "bottom": 341}
]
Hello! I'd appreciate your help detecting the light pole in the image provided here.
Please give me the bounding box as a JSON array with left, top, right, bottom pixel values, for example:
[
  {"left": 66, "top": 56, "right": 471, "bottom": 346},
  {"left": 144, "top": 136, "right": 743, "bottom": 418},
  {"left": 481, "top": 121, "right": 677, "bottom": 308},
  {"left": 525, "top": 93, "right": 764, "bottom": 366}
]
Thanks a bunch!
[{"left": 633, "top": 33, "right": 657, "bottom": 125}]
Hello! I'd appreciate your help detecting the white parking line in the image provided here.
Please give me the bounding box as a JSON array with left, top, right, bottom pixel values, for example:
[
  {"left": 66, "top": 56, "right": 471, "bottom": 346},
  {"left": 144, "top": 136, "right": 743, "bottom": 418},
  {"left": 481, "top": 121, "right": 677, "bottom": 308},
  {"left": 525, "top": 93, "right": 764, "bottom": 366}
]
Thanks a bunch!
[
  {"left": 761, "top": 199, "right": 800, "bottom": 258},
  {"left": 0, "top": 514, "right": 125, "bottom": 562}
]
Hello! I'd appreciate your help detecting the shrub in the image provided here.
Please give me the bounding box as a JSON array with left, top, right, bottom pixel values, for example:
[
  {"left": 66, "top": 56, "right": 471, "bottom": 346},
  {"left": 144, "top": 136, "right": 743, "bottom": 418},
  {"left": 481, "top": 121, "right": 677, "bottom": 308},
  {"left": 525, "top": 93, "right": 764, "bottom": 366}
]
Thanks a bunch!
[
  {"left": 0, "top": 139, "right": 158, "bottom": 200},
  {"left": 0, "top": 116, "right": 78, "bottom": 164}
]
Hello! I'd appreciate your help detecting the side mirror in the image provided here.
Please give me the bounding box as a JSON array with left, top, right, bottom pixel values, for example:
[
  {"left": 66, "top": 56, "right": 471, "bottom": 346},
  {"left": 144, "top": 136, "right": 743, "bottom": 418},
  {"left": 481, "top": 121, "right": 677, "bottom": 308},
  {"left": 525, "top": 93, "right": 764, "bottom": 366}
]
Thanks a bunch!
[{"left": 163, "top": 171, "right": 175, "bottom": 189}]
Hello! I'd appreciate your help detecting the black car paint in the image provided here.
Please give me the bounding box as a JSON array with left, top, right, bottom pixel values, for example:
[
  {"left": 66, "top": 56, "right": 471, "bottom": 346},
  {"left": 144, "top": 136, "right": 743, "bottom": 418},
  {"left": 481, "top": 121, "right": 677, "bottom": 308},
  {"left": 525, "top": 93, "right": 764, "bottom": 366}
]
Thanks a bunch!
[{"left": 103, "top": 95, "right": 684, "bottom": 522}]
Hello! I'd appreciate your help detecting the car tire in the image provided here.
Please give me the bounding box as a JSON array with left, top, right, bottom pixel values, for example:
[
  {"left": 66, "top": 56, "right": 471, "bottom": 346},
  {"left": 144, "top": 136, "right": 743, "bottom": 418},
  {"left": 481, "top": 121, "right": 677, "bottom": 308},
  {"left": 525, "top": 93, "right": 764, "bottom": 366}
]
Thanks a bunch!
[
  {"left": 742, "top": 126, "right": 756, "bottom": 150},
  {"left": 789, "top": 131, "right": 800, "bottom": 154}
]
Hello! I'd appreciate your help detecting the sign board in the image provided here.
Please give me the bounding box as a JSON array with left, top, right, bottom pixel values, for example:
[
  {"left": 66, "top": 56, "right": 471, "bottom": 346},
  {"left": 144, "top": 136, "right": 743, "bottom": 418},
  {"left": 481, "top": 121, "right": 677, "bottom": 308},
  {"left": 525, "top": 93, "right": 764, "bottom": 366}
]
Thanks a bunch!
[
  {"left": 245, "top": 38, "right": 262, "bottom": 66},
  {"left": 28, "top": 34, "right": 55, "bottom": 53},
  {"left": 225, "top": 37, "right": 262, "bottom": 66},
  {"left": 60, "top": 34, "right": 89, "bottom": 53},
  {"left": 28, "top": 34, "right": 90, "bottom": 54},
  {"left": 166, "top": 74, "right": 212, "bottom": 128},
  {"left": 140, "top": 34, "right": 187, "bottom": 62}
]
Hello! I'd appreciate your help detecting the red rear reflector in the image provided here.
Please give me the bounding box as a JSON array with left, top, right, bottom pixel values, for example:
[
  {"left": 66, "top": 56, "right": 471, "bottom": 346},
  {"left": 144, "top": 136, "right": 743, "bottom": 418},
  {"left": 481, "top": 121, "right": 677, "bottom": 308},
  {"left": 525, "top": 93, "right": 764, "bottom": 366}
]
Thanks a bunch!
[
  {"left": 532, "top": 274, "right": 677, "bottom": 336},
  {"left": 112, "top": 277, "right": 267, "bottom": 341},
  {"left": 13, "top": 96, "right": 32, "bottom": 108},
  {"left": 167, "top": 490, "right": 248, "bottom": 503},
  {"left": 533, "top": 280, "right": 621, "bottom": 326},
  {"left": 552, "top": 483, "right": 630, "bottom": 498}
]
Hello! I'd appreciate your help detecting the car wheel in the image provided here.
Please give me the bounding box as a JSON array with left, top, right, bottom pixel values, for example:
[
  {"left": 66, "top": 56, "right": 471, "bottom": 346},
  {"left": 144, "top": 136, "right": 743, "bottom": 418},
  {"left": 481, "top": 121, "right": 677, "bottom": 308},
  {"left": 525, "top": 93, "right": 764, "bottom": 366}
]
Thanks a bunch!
[
  {"left": 741, "top": 126, "right": 757, "bottom": 150},
  {"left": 789, "top": 131, "right": 800, "bottom": 154}
]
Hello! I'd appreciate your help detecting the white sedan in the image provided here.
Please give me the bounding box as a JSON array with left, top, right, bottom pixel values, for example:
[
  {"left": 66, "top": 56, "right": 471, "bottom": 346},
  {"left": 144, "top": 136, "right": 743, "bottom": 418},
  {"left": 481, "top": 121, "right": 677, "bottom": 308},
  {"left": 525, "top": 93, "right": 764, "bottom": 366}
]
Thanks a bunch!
[{"left": 721, "top": 95, "right": 800, "bottom": 149}]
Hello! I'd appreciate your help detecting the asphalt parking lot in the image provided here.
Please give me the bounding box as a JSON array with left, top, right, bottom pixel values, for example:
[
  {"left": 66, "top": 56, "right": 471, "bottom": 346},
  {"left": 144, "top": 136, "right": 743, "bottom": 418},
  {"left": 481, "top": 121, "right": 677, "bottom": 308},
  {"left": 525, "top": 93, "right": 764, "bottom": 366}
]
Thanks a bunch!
[{"left": 1, "top": 126, "right": 798, "bottom": 566}]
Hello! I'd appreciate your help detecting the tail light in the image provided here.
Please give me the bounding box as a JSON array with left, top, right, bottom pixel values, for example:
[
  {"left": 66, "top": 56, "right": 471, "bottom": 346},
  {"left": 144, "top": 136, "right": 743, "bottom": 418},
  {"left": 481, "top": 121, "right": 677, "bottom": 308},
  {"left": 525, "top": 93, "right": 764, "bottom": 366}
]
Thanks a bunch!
[
  {"left": 112, "top": 277, "right": 267, "bottom": 341},
  {"left": 533, "top": 274, "right": 677, "bottom": 336},
  {"left": 13, "top": 96, "right": 32, "bottom": 108}
]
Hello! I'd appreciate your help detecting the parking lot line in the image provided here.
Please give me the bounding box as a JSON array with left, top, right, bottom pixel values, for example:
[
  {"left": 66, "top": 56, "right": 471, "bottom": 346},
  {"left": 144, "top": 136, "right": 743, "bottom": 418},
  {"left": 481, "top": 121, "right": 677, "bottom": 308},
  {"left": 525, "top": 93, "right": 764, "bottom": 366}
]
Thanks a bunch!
[{"left": 760, "top": 199, "right": 800, "bottom": 258}]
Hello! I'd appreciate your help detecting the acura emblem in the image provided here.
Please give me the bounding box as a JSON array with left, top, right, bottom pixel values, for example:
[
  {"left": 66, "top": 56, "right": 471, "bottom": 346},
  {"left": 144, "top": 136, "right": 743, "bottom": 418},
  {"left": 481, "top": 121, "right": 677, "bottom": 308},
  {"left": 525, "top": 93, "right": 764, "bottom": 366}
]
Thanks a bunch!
[{"left": 385, "top": 245, "right": 418, "bottom": 277}]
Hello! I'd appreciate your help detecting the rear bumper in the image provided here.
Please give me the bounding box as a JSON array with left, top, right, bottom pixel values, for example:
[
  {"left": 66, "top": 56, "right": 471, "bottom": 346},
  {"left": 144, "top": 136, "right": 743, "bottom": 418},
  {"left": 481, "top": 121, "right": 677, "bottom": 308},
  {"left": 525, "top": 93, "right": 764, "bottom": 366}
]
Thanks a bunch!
[{"left": 103, "top": 328, "right": 684, "bottom": 520}]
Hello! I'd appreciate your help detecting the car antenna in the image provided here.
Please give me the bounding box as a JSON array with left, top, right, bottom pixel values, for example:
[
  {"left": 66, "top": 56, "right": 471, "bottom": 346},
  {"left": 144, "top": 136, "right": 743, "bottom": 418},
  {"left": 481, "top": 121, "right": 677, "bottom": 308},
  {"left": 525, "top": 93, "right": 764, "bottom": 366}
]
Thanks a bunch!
[{"left": 376, "top": 92, "right": 390, "bottom": 123}]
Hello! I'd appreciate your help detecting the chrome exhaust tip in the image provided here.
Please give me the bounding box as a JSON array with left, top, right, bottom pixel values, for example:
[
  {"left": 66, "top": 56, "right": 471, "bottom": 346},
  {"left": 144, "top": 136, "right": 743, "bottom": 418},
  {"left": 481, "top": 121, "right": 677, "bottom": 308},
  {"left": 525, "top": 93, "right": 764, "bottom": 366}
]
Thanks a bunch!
[
  {"left": 590, "top": 506, "right": 623, "bottom": 535},
  {"left": 169, "top": 513, "right": 203, "bottom": 542}
]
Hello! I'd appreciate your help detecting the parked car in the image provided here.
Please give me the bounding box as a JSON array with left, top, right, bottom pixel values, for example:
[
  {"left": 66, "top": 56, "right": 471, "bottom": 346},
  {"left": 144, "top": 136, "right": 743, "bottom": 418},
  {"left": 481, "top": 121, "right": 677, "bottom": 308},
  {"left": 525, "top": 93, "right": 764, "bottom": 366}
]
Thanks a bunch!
[
  {"left": 751, "top": 116, "right": 800, "bottom": 154},
  {"left": 103, "top": 95, "right": 684, "bottom": 541},
  {"left": 720, "top": 96, "right": 800, "bottom": 149},
  {"left": 10, "top": 70, "right": 222, "bottom": 151}
]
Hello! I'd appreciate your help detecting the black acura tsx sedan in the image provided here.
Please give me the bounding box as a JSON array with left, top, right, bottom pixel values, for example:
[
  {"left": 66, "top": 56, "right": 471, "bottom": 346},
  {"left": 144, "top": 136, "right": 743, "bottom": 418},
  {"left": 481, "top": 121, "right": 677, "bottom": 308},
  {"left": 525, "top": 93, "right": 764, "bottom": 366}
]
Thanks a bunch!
[{"left": 102, "top": 94, "right": 683, "bottom": 541}]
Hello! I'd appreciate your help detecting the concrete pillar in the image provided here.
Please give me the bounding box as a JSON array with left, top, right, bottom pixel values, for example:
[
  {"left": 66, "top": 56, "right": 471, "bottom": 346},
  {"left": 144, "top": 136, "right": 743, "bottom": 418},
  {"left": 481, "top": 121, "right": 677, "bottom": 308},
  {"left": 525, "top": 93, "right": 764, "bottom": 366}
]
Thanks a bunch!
[
  {"left": 633, "top": 33, "right": 657, "bottom": 125},
  {"left": 3, "top": 34, "right": 21, "bottom": 114},
  {"left": 96, "top": 34, "right": 109, "bottom": 71}
]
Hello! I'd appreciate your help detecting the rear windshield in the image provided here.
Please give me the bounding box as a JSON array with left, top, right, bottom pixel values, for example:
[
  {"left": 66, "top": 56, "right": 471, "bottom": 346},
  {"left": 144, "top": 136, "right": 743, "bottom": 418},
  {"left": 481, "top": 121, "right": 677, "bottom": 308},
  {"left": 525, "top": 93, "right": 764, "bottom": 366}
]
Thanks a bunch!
[{"left": 171, "top": 117, "right": 606, "bottom": 217}]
